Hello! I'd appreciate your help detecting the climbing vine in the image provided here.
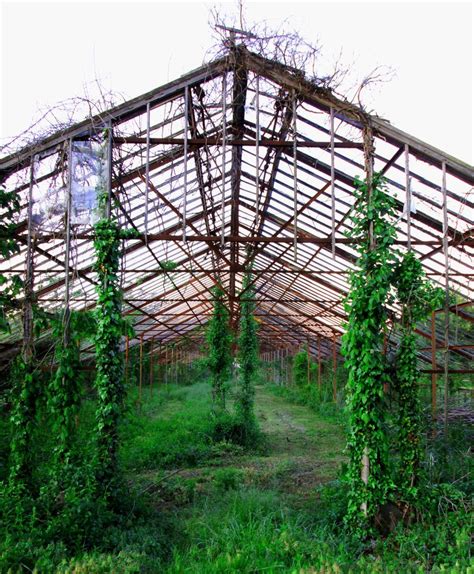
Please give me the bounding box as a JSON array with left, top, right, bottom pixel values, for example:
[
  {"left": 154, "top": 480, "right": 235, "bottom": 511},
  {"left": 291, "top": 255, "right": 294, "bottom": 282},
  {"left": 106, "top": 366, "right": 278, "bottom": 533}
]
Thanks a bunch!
[
  {"left": 0, "top": 187, "right": 22, "bottom": 333},
  {"left": 206, "top": 285, "right": 232, "bottom": 410},
  {"left": 48, "top": 310, "right": 96, "bottom": 465},
  {"left": 392, "top": 251, "right": 443, "bottom": 500},
  {"left": 8, "top": 357, "right": 37, "bottom": 490},
  {"left": 342, "top": 173, "right": 398, "bottom": 529},
  {"left": 93, "top": 218, "right": 135, "bottom": 497},
  {"left": 236, "top": 270, "right": 259, "bottom": 441}
]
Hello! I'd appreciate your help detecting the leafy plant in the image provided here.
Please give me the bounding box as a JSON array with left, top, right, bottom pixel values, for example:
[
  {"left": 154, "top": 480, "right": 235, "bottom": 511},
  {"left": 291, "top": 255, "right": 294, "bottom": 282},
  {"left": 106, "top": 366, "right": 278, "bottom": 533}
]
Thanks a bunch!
[
  {"left": 206, "top": 285, "right": 232, "bottom": 411},
  {"left": 342, "top": 173, "right": 398, "bottom": 530},
  {"left": 235, "top": 269, "right": 259, "bottom": 445},
  {"left": 392, "top": 251, "right": 443, "bottom": 500},
  {"left": 0, "top": 187, "right": 22, "bottom": 333},
  {"left": 48, "top": 310, "right": 96, "bottom": 466},
  {"left": 93, "top": 218, "right": 127, "bottom": 500}
]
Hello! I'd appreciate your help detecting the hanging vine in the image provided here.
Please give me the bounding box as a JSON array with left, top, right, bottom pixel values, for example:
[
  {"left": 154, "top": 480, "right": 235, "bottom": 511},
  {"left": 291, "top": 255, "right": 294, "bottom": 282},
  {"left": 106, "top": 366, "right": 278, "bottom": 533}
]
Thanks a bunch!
[
  {"left": 392, "top": 251, "right": 443, "bottom": 501},
  {"left": 206, "top": 285, "right": 233, "bottom": 410},
  {"left": 342, "top": 173, "right": 398, "bottom": 530}
]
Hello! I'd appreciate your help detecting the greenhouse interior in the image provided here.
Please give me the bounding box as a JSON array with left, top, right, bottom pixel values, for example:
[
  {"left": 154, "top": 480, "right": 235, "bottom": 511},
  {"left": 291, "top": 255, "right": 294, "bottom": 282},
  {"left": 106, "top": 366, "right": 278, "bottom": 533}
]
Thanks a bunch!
[{"left": 0, "top": 43, "right": 472, "bottom": 572}]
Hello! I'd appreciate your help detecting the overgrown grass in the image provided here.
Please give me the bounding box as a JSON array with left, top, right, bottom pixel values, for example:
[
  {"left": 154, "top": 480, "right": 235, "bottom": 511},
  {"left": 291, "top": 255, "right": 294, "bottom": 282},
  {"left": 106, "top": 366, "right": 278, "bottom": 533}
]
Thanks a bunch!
[{"left": 1, "top": 378, "right": 472, "bottom": 573}]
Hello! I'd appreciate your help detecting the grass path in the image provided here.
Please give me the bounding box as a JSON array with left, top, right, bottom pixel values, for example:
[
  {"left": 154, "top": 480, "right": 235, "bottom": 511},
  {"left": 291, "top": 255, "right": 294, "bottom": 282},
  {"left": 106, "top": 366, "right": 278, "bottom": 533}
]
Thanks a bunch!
[
  {"left": 126, "top": 382, "right": 347, "bottom": 506},
  {"left": 242, "top": 386, "right": 347, "bottom": 496}
]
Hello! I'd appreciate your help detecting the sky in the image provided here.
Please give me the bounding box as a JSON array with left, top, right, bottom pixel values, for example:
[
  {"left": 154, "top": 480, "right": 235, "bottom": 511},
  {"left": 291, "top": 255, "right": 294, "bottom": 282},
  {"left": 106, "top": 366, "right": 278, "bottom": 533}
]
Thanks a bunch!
[{"left": 0, "top": 0, "right": 472, "bottom": 163}]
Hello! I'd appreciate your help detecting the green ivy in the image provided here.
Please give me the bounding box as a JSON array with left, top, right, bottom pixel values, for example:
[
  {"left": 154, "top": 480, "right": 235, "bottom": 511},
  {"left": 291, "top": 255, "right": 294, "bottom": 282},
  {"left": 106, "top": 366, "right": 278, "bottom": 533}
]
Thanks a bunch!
[
  {"left": 292, "top": 346, "right": 314, "bottom": 387},
  {"left": 8, "top": 357, "right": 38, "bottom": 490},
  {"left": 342, "top": 173, "right": 398, "bottom": 530},
  {"left": 0, "top": 187, "right": 22, "bottom": 333},
  {"left": 392, "top": 251, "right": 443, "bottom": 500},
  {"left": 236, "top": 270, "right": 259, "bottom": 442},
  {"left": 206, "top": 285, "right": 232, "bottom": 410},
  {"left": 93, "top": 218, "right": 127, "bottom": 499},
  {"left": 48, "top": 310, "right": 96, "bottom": 465}
]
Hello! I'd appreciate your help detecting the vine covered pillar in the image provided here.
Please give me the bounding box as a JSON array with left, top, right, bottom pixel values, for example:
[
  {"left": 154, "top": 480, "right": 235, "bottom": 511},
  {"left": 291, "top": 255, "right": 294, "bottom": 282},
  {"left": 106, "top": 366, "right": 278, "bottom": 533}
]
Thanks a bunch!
[{"left": 9, "top": 155, "right": 37, "bottom": 488}]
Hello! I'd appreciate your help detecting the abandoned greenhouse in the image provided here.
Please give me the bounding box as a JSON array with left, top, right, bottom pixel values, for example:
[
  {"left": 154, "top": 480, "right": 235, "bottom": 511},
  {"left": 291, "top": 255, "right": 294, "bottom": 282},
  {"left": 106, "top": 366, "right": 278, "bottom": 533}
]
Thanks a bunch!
[{"left": 0, "top": 44, "right": 472, "bottom": 572}]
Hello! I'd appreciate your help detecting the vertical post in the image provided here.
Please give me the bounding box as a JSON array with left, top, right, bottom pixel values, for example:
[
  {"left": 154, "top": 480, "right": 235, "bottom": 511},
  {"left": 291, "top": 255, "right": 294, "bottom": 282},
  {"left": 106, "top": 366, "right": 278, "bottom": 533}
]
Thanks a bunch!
[
  {"left": 105, "top": 122, "right": 113, "bottom": 219},
  {"left": 361, "top": 123, "right": 375, "bottom": 515},
  {"left": 318, "top": 335, "right": 322, "bottom": 394},
  {"left": 332, "top": 333, "right": 337, "bottom": 402},
  {"left": 183, "top": 87, "right": 189, "bottom": 241},
  {"left": 149, "top": 338, "right": 154, "bottom": 397},
  {"left": 307, "top": 339, "right": 311, "bottom": 386},
  {"left": 125, "top": 335, "right": 129, "bottom": 385},
  {"left": 144, "top": 102, "right": 151, "bottom": 241},
  {"left": 330, "top": 106, "right": 336, "bottom": 257},
  {"left": 23, "top": 156, "right": 36, "bottom": 364},
  {"left": 431, "top": 311, "right": 437, "bottom": 424},
  {"left": 405, "top": 144, "right": 411, "bottom": 250},
  {"left": 255, "top": 75, "right": 260, "bottom": 229},
  {"left": 139, "top": 335, "right": 143, "bottom": 410},
  {"left": 292, "top": 90, "right": 298, "bottom": 262},
  {"left": 63, "top": 141, "right": 73, "bottom": 348},
  {"left": 441, "top": 161, "right": 449, "bottom": 435},
  {"left": 164, "top": 345, "right": 168, "bottom": 388},
  {"left": 220, "top": 74, "right": 227, "bottom": 246}
]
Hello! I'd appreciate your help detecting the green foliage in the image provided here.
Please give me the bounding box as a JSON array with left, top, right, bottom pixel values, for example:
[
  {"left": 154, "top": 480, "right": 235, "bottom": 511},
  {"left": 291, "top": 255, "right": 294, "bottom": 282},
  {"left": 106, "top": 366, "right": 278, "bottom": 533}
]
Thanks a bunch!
[
  {"left": 292, "top": 346, "right": 314, "bottom": 386},
  {"left": 342, "top": 173, "right": 399, "bottom": 529},
  {"left": 8, "top": 357, "right": 39, "bottom": 489},
  {"left": 1, "top": 373, "right": 471, "bottom": 573},
  {"left": 392, "top": 252, "right": 444, "bottom": 500},
  {"left": 206, "top": 285, "right": 232, "bottom": 410},
  {"left": 235, "top": 270, "right": 259, "bottom": 445},
  {"left": 0, "top": 187, "right": 22, "bottom": 333},
  {"left": 48, "top": 310, "right": 96, "bottom": 465},
  {"left": 93, "top": 218, "right": 127, "bottom": 499},
  {"left": 213, "top": 467, "right": 245, "bottom": 492}
]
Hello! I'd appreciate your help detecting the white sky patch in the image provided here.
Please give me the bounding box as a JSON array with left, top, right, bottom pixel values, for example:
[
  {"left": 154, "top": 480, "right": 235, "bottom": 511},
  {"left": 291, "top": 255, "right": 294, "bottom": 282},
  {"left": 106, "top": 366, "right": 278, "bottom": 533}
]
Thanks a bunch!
[{"left": 0, "top": 0, "right": 472, "bottom": 163}]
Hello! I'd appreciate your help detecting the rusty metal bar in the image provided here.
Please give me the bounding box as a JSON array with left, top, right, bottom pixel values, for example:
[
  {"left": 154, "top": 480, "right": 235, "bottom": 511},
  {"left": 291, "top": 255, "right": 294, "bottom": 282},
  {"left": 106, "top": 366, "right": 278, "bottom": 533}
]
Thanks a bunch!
[
  {"left": 292, "top": 90, "right": 298, "bottom": 262},
  {"left": 220, "top": 73, "right": 227, "bottom": 247},
  {"left": 405, "top": 143, "right": 411, "bottom": 250},
  {"left": 144, "top": 102, "right": 151, "bottom": 239},
  {"left": 442, "top": 161, "right": 450, "bottom": 434},
  {"left": 183, "top": 87, "right": 189, "bottom": 241},
  {"left": 330, "top": 106, "right": 336, "bottom": 257}
]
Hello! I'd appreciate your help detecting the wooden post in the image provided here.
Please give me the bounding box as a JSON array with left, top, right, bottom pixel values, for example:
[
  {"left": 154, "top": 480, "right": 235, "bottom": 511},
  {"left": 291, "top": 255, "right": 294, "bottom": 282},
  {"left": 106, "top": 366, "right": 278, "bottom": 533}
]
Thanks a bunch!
[
  {"left": 332, "top": 333, "right": 337, "bottom": 402},
  {"left": 144, "top": 102, "right": 151, "bottom": 239},
  {"left": 125, "top": 335, "right": 129, "bottom": 385},
  {"left": 255, "top": 75, "right": 260, "bottom": 228},
  {"left": 220, "top": 74, "right": 227, "bottom": 247},
  {"left": 149, "top": 338, "right": 154, "bottom": 397},
  {"left": 183, "top": 87, "right": 189, "bottom": 241},
  {"left": 292, "top": 90, "right": 298, "bottom": 262},
  {"left": 405, "top": 143, "right": 412, "bottom": 250},
  {"left": 431, "top": 312, "right": 437, "bottom": 424},
  {"left": 360, "top": 123, "right": 375, "bottom": 515},
  {"left": 383, "top": 332, "right": 389, "bottom": 394},
  {"left": 307, "top": 339, "right": 311, "bottom": 386},
  {"left": 330, "top": 106, "right": 336, "bottom": 257},
  {"left": 165, "top": 345, "right": 168, "bottom": 389},
  {"left": 139, "top": 335, "right": 143, "bottom": 411},
  {"left": 318, "top": 336, "right": 322, "bottom": 395},
  {"left": 441, "top": 161, "right": 449, "bottom": 435}
]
